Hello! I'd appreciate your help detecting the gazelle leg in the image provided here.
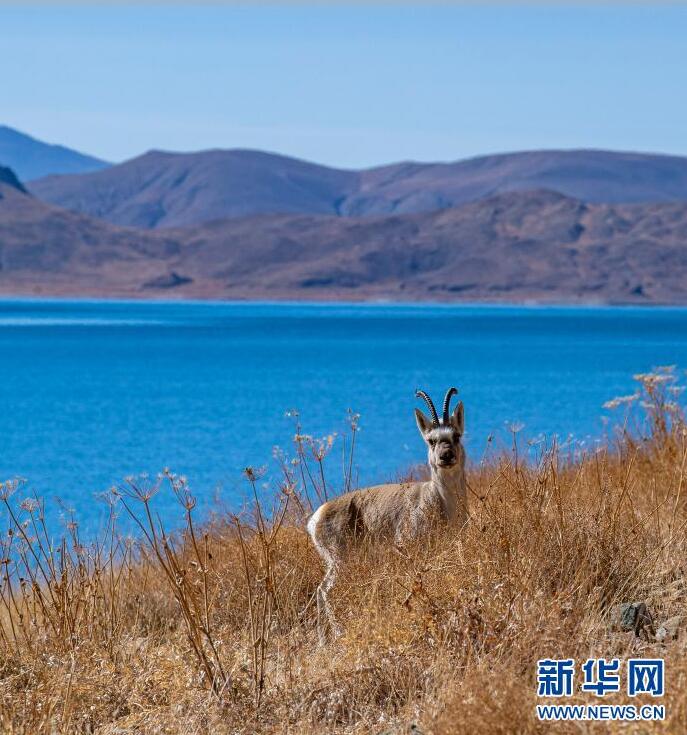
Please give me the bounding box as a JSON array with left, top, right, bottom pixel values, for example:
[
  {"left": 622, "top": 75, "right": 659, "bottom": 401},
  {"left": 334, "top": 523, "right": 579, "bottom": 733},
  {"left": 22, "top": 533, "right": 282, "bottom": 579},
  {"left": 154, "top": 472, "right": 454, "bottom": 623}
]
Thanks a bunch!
[
  {"left": 308, "top": 513, "right": 343, "bottom": 643},
  {"left": 317, "top": 561, "right": 342, "bottom": 643},
  {"left": 316, "top": 581, "right": 327, "bottom": 646},
  {"left": 323, "top": 563, "right": 342, "bottom": 638}
]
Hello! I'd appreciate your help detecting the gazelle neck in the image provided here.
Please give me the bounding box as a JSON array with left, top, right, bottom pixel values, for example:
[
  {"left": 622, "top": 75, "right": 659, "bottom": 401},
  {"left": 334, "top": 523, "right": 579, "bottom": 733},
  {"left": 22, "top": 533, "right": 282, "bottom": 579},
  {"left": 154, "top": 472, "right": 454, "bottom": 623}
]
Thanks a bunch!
[{"left": 429, "top": 463, "right": 465, "bottom": 523}]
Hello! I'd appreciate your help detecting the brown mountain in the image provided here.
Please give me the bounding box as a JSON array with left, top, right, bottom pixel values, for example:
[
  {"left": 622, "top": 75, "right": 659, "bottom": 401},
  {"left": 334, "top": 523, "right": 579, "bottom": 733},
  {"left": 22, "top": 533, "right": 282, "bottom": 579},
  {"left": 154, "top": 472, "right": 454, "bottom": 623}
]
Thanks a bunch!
[
  {"left": 2, "top": 183, "right": 687, "bottom": 303},
  {"left": 0, "top": 182, "right": 180, "bottom": 293},
  {"left": 29, "top": 148, "right": 687, "bottom": 229}
]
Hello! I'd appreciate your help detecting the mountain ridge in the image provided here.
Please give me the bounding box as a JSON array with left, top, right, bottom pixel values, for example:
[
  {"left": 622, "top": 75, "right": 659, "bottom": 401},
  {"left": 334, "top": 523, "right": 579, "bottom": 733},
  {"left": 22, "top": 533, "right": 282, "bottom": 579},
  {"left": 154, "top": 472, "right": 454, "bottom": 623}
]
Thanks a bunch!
[
  {"left": 29, "top": 147, "right": 687, "bottom": 229},
  {"left": 29, "top": 148, "right": 359, "bottom": 228}
]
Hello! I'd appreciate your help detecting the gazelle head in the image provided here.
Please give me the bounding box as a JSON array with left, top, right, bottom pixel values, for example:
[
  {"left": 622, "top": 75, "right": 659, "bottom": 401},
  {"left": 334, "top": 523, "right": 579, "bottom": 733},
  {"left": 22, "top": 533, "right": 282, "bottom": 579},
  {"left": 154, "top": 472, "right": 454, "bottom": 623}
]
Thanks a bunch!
[{"left": 415, "top": 387, "right": 465, "bottom": 472}]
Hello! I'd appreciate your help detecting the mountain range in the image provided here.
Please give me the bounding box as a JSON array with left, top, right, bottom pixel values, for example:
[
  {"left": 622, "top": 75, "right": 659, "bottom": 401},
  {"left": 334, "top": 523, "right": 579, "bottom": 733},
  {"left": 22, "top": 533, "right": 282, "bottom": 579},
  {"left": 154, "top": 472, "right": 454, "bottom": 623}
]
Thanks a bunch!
[
  {"left": 2, "top": 125, "right": 687, "bottom": 303},
  {"left": 28, "top": 147, "right": 687, "bottom": 229}
]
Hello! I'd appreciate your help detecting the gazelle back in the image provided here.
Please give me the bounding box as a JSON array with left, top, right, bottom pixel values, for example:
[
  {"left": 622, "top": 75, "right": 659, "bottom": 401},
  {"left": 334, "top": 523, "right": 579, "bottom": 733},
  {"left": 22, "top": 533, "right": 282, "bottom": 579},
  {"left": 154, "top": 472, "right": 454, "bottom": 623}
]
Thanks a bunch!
[{"left": 307, "top": 387, "right": 467, "bottom": 642}]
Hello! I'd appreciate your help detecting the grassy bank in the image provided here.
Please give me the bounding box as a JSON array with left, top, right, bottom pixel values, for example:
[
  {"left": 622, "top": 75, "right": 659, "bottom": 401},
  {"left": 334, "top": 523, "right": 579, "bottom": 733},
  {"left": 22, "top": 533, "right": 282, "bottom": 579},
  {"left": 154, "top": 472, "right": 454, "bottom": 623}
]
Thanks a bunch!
[{"left": 1, "top": 370, "right": 687, "bottom": 733}]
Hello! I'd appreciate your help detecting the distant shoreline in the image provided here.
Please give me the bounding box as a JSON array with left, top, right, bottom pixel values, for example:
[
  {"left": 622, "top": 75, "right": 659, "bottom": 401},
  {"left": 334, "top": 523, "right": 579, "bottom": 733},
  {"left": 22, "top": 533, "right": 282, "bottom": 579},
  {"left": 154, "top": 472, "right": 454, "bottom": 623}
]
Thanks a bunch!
[{"left": 0, "top": 292, "right": 686, "bottom": 310}]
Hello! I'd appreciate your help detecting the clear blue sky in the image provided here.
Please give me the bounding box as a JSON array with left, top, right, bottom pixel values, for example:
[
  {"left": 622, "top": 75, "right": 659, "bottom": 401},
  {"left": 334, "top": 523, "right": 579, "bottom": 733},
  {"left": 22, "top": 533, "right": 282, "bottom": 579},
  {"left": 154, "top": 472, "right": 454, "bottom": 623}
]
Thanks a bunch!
[{"left": 3, "top": 4, "right": 686, "bottom": 167}]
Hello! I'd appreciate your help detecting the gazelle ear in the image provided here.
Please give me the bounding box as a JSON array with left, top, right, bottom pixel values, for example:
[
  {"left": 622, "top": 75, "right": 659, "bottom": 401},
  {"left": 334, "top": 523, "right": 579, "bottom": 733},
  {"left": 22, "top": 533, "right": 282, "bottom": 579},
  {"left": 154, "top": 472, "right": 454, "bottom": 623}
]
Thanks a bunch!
[
  {"left": 415, "top": 408, "right": 433, "bottom": 437},
  {"left": 451, "top": 401, "right": 465, "bottom": 435}
]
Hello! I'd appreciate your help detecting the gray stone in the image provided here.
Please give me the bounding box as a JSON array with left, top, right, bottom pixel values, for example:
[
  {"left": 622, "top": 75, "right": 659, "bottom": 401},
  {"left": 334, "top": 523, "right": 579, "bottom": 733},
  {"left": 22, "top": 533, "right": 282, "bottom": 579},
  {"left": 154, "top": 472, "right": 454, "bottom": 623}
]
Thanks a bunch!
[{"left": 609, "top": 601, "right": 655, "bottom": 638}]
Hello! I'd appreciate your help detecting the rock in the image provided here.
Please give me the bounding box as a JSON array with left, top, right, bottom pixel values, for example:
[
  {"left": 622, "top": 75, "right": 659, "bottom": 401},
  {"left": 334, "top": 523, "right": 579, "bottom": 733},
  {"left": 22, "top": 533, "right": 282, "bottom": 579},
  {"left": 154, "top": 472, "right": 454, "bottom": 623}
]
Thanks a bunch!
[
  {"left": 609, "top": 602, "right": 655, "bottom": 638},
  {"left": 656, "top": 615, "right": 683, "bottom": 643},
  {"left": 143, "top": 271, "right": 193, "bottom": 289}
]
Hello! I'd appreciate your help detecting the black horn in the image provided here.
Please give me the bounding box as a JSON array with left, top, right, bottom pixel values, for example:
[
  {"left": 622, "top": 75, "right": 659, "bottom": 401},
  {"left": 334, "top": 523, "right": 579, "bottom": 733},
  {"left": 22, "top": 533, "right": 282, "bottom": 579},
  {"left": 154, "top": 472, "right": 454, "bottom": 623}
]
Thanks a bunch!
[
  {"left": 442, "top": 387, "right": 458, "bottom": 425},
  {"left": 415, "top": 389, "right": 439, "bottom": 426}
]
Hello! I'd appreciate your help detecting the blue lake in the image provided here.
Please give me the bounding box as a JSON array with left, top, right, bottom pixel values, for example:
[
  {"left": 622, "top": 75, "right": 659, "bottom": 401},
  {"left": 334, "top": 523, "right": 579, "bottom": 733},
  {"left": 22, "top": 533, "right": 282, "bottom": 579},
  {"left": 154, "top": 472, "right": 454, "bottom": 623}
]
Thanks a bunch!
[{"left": 0, "top": 299, "right": 685, "bottom": 534}]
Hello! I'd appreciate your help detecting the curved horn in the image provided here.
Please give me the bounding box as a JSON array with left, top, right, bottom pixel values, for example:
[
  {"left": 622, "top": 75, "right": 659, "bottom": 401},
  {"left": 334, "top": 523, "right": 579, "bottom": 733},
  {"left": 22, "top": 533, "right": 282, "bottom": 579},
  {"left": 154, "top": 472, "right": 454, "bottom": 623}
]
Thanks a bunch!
[
  {"left": 442, "top": 387, "right": 458, "bottom": 425},
  {"left": 415, "top": 389, "right": 439, "bottom": 426}
]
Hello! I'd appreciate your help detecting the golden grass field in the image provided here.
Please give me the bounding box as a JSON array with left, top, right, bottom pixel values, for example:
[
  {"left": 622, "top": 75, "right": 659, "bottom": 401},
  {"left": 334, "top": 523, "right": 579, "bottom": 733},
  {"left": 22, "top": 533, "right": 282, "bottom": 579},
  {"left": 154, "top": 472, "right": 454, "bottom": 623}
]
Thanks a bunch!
[{"left": 1, "top": 369, "right": 686, "bottom": 734}]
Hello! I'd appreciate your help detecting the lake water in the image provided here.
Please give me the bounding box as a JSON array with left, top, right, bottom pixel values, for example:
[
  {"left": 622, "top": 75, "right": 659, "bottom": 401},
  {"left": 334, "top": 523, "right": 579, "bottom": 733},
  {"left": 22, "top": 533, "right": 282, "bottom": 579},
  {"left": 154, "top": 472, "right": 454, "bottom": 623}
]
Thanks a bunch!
[{"left": 1, "top": 299, "right": 685, "bottom": 534}]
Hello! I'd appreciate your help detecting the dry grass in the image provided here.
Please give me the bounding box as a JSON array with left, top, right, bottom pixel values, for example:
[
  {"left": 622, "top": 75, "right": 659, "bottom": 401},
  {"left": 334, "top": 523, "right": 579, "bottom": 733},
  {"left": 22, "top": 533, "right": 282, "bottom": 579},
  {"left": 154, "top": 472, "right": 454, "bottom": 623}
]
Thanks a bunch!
[{"left": 2, "top": 370, "right": 687, "bottom": 733}]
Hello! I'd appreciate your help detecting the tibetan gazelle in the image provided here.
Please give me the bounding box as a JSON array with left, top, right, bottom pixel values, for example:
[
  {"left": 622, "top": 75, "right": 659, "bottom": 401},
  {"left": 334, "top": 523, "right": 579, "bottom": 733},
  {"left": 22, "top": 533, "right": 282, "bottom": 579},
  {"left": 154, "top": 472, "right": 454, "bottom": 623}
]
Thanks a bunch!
[{"left": 307, "top": 387, "right": 467, "bottom": 642}]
